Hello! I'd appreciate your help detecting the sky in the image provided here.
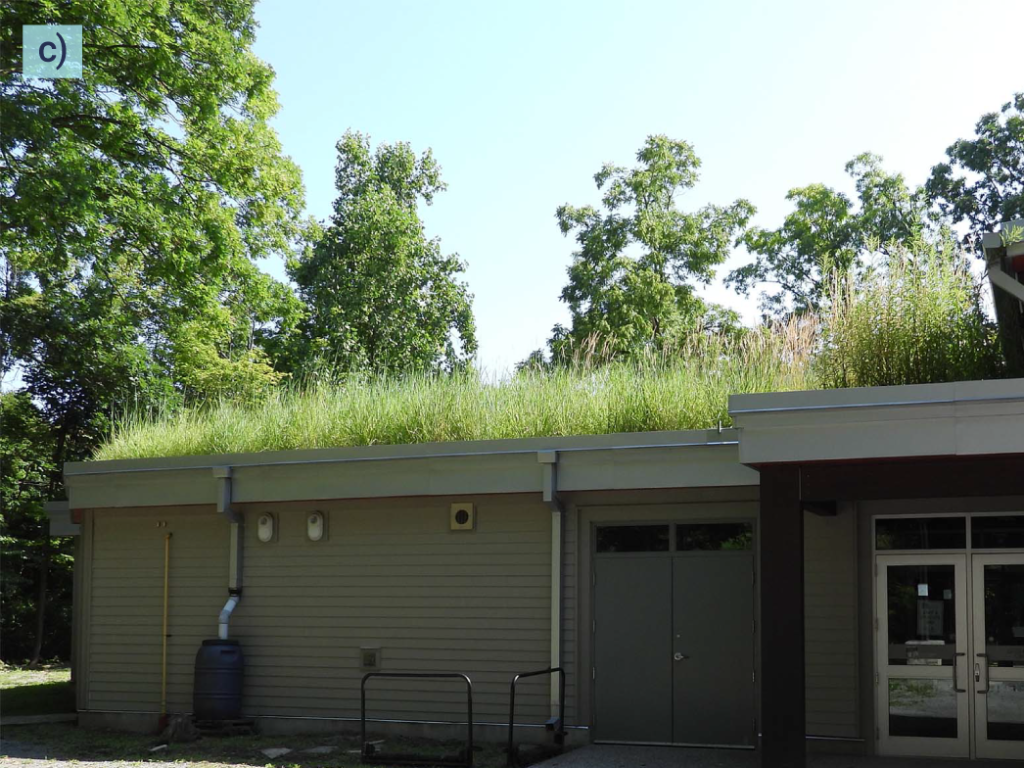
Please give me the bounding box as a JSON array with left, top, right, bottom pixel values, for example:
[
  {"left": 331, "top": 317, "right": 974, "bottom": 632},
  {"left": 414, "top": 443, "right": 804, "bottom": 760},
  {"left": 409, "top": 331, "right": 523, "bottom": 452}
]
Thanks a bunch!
[{"left": 251, "top": 0, "right": 1024, "bottom": 374}]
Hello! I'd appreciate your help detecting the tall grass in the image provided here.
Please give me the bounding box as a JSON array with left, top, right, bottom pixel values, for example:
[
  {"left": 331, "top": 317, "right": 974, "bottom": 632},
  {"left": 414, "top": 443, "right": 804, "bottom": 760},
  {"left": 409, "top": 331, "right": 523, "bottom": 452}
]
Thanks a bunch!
[
  {"left": 94, "top": 248, "right": 1010, "bottom": 461},
  {"left": 814, "top": 252, "right": 1003, "bottom": 389},
  {"left": 94, "top": 323, "right": 814, "bottom": 460}
]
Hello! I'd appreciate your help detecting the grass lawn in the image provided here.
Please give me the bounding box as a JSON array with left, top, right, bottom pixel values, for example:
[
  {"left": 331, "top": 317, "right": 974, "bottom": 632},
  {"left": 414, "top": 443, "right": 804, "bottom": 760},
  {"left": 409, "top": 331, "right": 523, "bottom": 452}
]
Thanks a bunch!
[
  {"left": 0, "top": 665, "right": 75, "bottom": 717},
  {"left": 0, "top": 722, "right": 543, "bottom": 767}
]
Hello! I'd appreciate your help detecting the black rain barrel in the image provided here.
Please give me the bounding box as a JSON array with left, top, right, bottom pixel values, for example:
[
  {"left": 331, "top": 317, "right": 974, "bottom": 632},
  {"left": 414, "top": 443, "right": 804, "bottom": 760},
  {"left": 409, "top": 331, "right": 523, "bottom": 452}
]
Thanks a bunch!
[{"left": 193, "top": 639, "right": 244, "bottom": 721}]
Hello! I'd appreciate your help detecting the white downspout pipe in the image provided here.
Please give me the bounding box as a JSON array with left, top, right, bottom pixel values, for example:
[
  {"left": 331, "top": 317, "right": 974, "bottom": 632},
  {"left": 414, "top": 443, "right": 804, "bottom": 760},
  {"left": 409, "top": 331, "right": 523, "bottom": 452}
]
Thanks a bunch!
[
  {"left": 213, "top": 467, "right": 243, "bottom": 639},
  {"left": 218, "top": 595, "right": 240, "bottom": 641},
  {"left": 538, "top": 451, "right": 564, "bottom": 721}
]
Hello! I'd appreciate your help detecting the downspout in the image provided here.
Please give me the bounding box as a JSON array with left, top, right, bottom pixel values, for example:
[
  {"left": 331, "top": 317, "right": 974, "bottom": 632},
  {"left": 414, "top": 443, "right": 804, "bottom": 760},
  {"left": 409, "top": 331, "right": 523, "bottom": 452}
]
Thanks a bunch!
[
  {"left": 213, "top": 467, "right": 243, "bottom": 639},
  {"left": 538, "top": 451, "right": 564, "bottom": 720}
]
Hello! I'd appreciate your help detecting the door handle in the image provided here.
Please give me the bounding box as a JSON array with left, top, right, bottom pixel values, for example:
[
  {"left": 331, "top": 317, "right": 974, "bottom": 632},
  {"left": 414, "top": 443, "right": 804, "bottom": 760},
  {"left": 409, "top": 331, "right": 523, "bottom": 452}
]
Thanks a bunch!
[
  {"left": 976, "top": 652, "right": 989, "bottom": 694},
  {"left": 673, "top": 652, "right": 689, "bottom": 661},
  {"left": 953, "top": 652, "right": 966, "bottom": 692}
]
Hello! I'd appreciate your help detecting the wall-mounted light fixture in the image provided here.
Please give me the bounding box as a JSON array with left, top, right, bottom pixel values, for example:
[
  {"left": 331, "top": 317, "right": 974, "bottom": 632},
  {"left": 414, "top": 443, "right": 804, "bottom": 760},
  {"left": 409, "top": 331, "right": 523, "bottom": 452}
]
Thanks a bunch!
[
  {"left": 257, "top": 512, "right": 275, "bottom": 543},
  {"left": 307, "top": 511, "right": 326, "bottom": 541}
]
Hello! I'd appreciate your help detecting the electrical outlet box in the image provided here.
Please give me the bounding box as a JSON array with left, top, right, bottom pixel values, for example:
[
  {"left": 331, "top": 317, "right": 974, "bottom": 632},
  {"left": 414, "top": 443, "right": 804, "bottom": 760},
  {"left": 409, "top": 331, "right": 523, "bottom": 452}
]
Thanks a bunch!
[
  {"left": 450, "top": 503, "right": 475, "bottom": 531},
  {"left": 360, "top": 646, "right": 381, "bottom": 670}
]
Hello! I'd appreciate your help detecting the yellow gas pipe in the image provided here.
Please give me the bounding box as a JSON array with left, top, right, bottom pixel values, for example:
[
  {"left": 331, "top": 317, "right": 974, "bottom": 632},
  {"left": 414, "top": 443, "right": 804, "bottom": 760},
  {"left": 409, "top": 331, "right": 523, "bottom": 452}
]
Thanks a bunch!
[{"left": 160, "top": 532, "right": 172, "bottom": 727}]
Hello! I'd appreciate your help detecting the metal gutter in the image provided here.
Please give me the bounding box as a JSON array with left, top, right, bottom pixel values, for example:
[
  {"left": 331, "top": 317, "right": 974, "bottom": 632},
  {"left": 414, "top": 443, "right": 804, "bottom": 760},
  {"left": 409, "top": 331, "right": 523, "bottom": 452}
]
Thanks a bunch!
[
  {"left": 66, "top": 434, "right": 741, "bottom": 478},
  {"left": 729, "top": 392, "right": 1024, "bottom": 416}
]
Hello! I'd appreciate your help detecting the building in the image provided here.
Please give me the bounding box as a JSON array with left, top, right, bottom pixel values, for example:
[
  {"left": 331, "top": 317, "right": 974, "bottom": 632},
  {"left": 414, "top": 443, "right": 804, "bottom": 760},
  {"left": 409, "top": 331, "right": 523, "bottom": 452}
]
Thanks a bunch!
[{"left": 49, "top": 377, "right": 1024, "bottom": 766}]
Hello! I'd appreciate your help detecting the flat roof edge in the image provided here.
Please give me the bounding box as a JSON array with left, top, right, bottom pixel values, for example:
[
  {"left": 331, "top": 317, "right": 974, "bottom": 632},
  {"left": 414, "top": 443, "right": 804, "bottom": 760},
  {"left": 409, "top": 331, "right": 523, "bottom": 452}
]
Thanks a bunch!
[
  {"left": 729, "top": 378, "right": 1024, "bottom": 416},
  {"left": 66, "top": 427, "right": 739, "bottom": 477}
]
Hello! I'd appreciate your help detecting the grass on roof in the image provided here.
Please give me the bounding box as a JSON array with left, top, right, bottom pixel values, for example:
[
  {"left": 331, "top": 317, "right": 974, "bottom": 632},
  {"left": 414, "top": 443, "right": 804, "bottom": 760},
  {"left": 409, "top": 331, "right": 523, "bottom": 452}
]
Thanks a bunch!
[
  {"left": 94, "top": 324, "right": 815, "bottom": 461},
  {"left": 92, "top": 247, "right": 1007, "bottom": 461}
]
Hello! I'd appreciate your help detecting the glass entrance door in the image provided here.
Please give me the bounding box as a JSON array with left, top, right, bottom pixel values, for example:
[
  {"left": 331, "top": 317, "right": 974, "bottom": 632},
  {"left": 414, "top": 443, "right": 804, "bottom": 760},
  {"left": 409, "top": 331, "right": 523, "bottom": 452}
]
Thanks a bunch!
[
  {"left": 972, "top": 554, "right": 1024, "bottom": 760},
  {"left": 876, "top": 554, "right": 970, "bottom": 758}
]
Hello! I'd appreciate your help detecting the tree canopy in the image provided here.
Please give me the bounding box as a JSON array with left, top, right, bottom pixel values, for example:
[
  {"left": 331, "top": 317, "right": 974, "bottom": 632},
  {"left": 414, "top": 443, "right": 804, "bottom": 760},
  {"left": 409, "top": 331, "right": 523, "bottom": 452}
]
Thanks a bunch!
[
  {"left": 546, "top": 135, "right": 754, "bottom": 361},
  {"left": 727, "top": 153, "right": 930, "bottom": 317},
  {"left": 0, "top": 0, "right": 305, "bottom": 662},
  {"left": 926, "top": 93, "right": 1024, "bottom": 376},
  {"left": 287, "top": 131, "right": 477, "bottom": 375}
]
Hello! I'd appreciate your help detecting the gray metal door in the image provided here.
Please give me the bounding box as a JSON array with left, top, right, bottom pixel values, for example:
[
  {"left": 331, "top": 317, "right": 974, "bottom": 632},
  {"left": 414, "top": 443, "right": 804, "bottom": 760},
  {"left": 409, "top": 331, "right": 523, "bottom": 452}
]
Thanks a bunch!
[
  {"left": 672, "top": 554, "right": 756, "bottom": 747},
  {"left": 594, "top": 556, "right": 673, "bottom": 742}
]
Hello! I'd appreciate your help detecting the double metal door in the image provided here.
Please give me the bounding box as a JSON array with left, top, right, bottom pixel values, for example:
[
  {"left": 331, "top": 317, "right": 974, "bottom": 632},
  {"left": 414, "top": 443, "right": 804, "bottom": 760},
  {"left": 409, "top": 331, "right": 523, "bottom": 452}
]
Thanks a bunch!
[
  {"left": 876, "top": 553, "right": 1024, "bottom": 760},
  {"left": 593, "top": 552, "right": 755, "bottom": 746}
]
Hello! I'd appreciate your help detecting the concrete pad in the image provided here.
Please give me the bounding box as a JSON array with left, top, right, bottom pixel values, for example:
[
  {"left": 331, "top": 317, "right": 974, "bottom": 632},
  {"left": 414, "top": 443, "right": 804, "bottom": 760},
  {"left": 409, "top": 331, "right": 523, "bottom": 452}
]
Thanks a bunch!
[
  {"left": 535, "top": 746, "right": 1007, "bottom": 768},
  {"left": 301, "top": 745, "right": 338, "bottom": 754},
  {"left": 259, "top": 747, "right": 293, "bottom": 759}
]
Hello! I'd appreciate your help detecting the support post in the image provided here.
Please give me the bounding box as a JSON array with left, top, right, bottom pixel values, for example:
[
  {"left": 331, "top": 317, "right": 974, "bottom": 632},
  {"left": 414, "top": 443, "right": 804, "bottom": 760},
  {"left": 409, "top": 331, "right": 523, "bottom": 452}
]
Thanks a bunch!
[{"left": 759, "top": 465, "right": 805, "bottom": 768}]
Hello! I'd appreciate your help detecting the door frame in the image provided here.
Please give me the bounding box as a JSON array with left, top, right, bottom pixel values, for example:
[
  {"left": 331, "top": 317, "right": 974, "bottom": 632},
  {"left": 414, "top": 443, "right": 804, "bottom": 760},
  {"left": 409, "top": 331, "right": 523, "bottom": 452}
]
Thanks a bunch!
[
  {"left": 589, "top": 515, "right": 757, "bottom": 747},
  {"left": 872, "top": 512, "right": 1024, "bottom": 761},
  {"left": 972, "top": 552, "right": 1024, "bottom": 760},
  {"left": 874, "top": 552, "right": 971, "bottom": 758}
]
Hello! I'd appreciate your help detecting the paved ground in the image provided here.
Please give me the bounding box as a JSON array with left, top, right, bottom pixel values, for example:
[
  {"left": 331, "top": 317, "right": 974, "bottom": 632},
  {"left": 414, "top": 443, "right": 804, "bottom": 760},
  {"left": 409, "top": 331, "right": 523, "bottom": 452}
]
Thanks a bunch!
[{"left": 534, "top": 745, "right": 1011, "bottom": 767}]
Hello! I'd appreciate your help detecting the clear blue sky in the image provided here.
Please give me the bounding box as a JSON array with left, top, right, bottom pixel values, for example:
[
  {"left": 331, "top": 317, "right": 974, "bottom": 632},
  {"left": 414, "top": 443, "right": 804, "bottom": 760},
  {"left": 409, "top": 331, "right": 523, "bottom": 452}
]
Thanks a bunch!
[{"left": 252, "top": 0, "right": 1024, "bottom": 374}]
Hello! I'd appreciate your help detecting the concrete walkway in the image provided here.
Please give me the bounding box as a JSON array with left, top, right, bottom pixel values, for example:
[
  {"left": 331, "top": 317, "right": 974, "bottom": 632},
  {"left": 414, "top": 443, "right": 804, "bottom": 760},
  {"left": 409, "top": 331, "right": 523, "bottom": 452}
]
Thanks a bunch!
[{"left": 535, "top": 745, "right": 1009, "bottom": 767}]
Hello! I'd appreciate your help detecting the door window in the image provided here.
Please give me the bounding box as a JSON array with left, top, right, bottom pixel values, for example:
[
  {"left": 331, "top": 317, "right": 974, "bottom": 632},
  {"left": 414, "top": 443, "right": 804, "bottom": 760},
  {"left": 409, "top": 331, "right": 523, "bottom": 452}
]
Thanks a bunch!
[
  {"left": 676, "top": 522, "right": 753, "bottom": 551},
  {"left": 972, "top": 515, "right": 1024, "bottom": 549},
  {"left": 876, "top": 517, "right": 966, "bottom": 550},
  {"left": 595, "top": 525, "right": 669, "bottom": 553},
  {"left": 885, "top": 564, "right": 958, "bottom": 665}
]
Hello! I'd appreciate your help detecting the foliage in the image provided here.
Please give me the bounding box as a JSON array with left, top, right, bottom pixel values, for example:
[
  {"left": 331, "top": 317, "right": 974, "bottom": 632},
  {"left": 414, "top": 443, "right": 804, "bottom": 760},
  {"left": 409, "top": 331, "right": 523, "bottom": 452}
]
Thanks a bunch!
[
  {"left": 926, "top": 93, "right": 1024, "bottom": 248},
  {"left": 0, "top": 393, "right": 73, "bottom": 663},
  {"left": 287, "top": 132, "right": 477, "bottom": 375},
  {"left": 926, "top": 93, "right": 1024, "bottom": 376},
  {"left": 1, "top": 1, "right": 305, "bottom": 393},
  {"left": 0, "top": 0, "right": 305, "bottom": 661},
  {"left": 549, "top": 135, "right": 755, "bottom": 360},
  {"left": 727, "top": 153, "right": 931, "bottom": 317},
  {"left": 814, "top": 240, "right": 1003, "bottom": 389},
  {"left": 95, "top": 324, "right": 814, "bottom": 460}
]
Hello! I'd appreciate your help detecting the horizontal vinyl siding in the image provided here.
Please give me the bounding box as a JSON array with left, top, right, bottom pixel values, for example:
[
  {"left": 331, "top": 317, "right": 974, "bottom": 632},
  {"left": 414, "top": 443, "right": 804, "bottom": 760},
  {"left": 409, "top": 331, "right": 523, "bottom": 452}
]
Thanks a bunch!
[
  {"left": 87, "top": 507, "right": 227, "bottom": 713},
  {"left": 561, "top": 505, "right": 577, "bottom": 724},
  {"left": 804, "top": 509, "right": 859, "bottom": 738},
  {"left": 232, "top": 498, "right": 552, "bottom": 724}
]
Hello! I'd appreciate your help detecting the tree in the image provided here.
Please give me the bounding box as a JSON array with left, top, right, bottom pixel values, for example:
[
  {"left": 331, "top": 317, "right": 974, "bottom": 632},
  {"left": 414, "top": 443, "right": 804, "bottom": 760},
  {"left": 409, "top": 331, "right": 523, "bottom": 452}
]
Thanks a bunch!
[
  {"left": 1, "top": 1, "right": 305, "bottom": 661},
  {"left": 549, "top": 135, "right": 754, "bottom": 361},
  {"left": 0, "top": 393, "right": 74, "bottom": 664},
  {"left": 287, "top": 131, "right": 477, "bottom": 374},
  {"left": 926, "top": 93, "right": 1024, "bottom": 376},
  {"left": 727, "top": 153, "right": 930, "bottom": 318}
]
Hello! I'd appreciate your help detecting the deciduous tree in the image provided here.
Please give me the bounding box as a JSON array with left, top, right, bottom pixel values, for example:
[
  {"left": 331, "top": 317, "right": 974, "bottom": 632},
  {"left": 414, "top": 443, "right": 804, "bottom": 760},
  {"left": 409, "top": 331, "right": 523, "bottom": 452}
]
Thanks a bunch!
[
  {"left": 926, "top": 93, "right": 1024, "bottom": 375},
  {"left": 727, "top": 154, "right": 929, "bottom": 318},
  {"left": 549, "top": 135, "right": 754, "bottom": 361},
  {"left": 0, "top": 0, "right": 304, "bottom": 661},
  {"left": 288, "top": 132, "right": 477, "bottom": 374}
]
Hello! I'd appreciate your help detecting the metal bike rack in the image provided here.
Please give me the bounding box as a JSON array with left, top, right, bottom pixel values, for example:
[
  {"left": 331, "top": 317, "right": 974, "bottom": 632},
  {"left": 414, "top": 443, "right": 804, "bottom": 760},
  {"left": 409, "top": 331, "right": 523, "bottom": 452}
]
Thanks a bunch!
[
  {"left": 506, "top": 667, "right": 565, "bottom": 767},
  {"left": 360, "top": 672, "right": 474, "bottom": 767}
]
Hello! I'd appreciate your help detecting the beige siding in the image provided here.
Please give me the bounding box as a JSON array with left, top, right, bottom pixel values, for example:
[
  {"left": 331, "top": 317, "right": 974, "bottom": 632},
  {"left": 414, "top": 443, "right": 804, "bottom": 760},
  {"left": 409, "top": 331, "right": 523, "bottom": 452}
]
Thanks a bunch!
[
  {"left": 804, "top": 509, "right": 859, "bottom": 738},
  {"left": 561, "top": 505, "right": 578, "bottom": 724},
  {"left": 87, "top": 507, "right": 228, "bottom": 713},
  {"left": 233, "top": 497, "right": 552, "bottom": 724}
]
